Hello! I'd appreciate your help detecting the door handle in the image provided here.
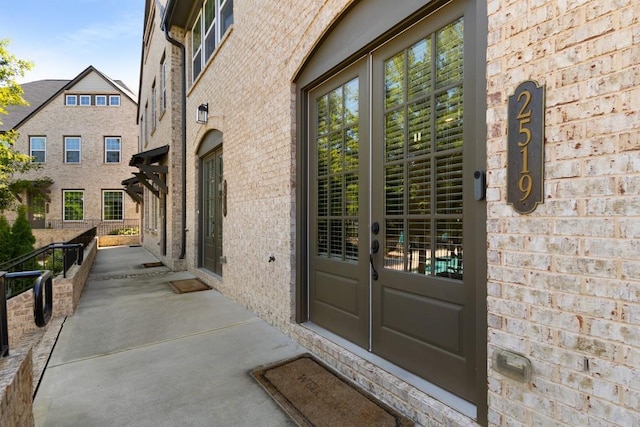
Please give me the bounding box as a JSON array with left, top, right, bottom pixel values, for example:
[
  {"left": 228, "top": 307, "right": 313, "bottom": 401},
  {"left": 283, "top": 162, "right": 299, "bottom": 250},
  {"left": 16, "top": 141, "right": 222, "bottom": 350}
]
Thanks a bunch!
[
  {"left": 371, "top": 221, "right": 380, "bottom": 235},
  {"left": 370, "top": 239, "right": 379, "bottom": 280}
]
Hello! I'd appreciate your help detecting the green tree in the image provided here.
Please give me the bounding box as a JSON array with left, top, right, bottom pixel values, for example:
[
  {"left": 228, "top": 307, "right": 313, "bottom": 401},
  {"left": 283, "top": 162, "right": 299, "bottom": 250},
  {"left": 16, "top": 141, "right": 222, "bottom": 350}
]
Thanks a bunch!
[
  {"left": 9, "top": 205, "right": 35, "bottom": 259},
  {"left": 0, "top": 39, "right": 35, "bottom": 211},
  {"left": 0, "top": 214, "right": 11, "bottom": 263}
]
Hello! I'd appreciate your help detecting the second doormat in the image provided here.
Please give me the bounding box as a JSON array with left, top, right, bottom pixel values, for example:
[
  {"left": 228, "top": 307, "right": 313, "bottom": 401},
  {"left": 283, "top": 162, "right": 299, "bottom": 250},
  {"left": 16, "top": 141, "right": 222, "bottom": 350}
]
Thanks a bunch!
[
  {"left": 251, "top": 354, "right": 413, "bottom": 426},
  {"left": 169, "top": 278, "right": 211, "bottom": 294}
]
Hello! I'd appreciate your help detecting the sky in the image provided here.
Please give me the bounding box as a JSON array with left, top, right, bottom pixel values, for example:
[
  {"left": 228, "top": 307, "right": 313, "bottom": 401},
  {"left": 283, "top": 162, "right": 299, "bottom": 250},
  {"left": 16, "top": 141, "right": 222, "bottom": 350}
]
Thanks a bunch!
[{"left": 0, "top": 0, "right": 143, "bottom": 94}]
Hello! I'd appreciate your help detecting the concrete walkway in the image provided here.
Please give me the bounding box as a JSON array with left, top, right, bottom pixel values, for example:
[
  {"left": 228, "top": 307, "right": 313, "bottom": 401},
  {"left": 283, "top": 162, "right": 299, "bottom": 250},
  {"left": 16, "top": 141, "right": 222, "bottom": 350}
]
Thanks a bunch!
[{"left": 33, "top": 245, "right": 306, "bottom": 426}]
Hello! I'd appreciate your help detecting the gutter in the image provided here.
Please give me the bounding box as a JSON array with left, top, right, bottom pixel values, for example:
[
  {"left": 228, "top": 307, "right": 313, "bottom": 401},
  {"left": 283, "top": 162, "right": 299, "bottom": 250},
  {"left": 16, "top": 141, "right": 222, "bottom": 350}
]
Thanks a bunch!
[{"left": 161, "top": 9, "right": 188, "bottom": 260}]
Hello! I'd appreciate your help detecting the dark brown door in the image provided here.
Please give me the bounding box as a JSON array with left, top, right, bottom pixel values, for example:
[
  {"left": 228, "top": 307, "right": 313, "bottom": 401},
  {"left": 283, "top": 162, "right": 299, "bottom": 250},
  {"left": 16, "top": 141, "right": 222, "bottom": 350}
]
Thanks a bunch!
[
  {"left": 308, "top": 0, "right": 481, "bottom": 403},
  {"left": 28, "top": 193, "right": 46, "bottom": 229},
  {"left": 308, "top": 59, "right": 370, "bottom": 348},
  {"left": 370, "top": 3, "right": 477, "bottom": 401},
  {"left": 203, "top": 148, "right": 223, "bottom": 275}
]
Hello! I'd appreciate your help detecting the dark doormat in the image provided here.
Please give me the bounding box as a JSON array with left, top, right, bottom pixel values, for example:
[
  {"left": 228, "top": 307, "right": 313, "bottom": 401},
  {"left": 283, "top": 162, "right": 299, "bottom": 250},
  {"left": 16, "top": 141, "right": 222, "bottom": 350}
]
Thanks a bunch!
[
  {"left": 169, "top": 278, "right": 212, "bottom": 294},
  {"left": 142, "top": 261, "right": 164, "bottom": 268},
  {"left": 251, "top": 354, "right": 414, "bottom": 427}
]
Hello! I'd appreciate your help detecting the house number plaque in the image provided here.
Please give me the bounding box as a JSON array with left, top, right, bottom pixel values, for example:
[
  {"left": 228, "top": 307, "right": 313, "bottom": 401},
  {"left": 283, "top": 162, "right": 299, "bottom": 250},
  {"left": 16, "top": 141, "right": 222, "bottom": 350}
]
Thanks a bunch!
[{"left": 507, "top": 80, "right": 545, "bottom": 214}]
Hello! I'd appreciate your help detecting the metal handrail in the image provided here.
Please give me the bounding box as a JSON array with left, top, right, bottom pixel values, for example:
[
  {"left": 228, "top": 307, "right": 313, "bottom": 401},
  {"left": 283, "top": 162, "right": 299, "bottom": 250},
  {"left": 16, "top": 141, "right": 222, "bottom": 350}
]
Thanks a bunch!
[
  {"left": 1, "top": 242, "right": 86, "bottom": 298},
  {"left": 0, "top": 273, "right": 7, "bottom": 357},
  {"left": 17, "top": 218, "right": 140, "bottom": 235},
  {"left": 6, "top": 271, "right": 53, "bottom": 327},
  {"left": 0, "top": 270, "right": 52, "bottom": 357}
]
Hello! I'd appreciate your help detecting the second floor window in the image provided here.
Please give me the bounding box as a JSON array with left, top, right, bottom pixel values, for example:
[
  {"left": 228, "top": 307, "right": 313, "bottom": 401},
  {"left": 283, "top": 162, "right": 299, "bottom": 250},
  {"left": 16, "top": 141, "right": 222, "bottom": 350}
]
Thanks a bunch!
[
  {"left": 152, "top": 81, "right": 157, "bottom": 130},
  {"left": 64, "top": 137, "right": 81, "bottom": 163},
  {"left": 79, "top": 95, "right": 91, "bottom": 106},
  {"left": 96, "top": 95, "right": 107, "bottom": 106},
  {"left": 65, "top": 95, "right": 77, "bottom": 106},
  {"left": 105, "top": 137, "right": 121, "bottom": 163},
  {"left": 109, "top": 95, "right": 121, "bottom": 106},
  {"left": 30, "top": 136, "right": 46, "bottom": 163},
  {"left": 191, "top": 0, "right": 233, "bottom": 82},
  {"left": 160, "top": 55, "right": 167, "bottom": 112}
]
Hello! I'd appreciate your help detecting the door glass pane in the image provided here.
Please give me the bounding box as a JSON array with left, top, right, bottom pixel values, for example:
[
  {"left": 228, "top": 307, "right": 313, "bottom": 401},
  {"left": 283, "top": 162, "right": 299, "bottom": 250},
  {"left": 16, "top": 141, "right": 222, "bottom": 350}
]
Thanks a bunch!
[
  {"left": 385, "top": 164, "right": 404, "bottom": 216},
  {"left": 436, "top": 86, "right": 463, "bottom": 151},
  {"left": 408, "top": 99, "right": 431, "bottom": 157},
  {"left": 316, "top": 78, "right": 359, "bottom": 261},
  {"left": 383, "top": 18, "right": 464, "bottom": 280},
  {"left": 436, "top": 151, "right": 463, "bottom": 214},
  {"left": 216, "top": 153, "right": 223, "bottom": 245},
  {"left": 408, "top": 37, "right": 432, "bottom": 99},
  {"left": 206, "top": 158, "right": 215, "bottom": 237},
  {"left": 436, "top": 18, "right": 464, "bottom": 88},
  {"left": 385, "top": 109, "right": 405, "bottom": 161},
  {"left": 408, "top": 158, "right": 431, "bottom": 215},
  {"left": 385, "top": 51, "right": 405, "bottom": 109}
]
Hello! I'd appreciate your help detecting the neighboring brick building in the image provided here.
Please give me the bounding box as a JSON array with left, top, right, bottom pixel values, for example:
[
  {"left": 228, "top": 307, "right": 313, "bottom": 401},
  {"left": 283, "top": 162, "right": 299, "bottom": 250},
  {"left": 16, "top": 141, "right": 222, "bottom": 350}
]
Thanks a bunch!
[
  {"left": 2, "top": 66, "right": 138, "bottom": 232},
  {"left": 136, "top": 0, "right": 640, "bottom": 425}
]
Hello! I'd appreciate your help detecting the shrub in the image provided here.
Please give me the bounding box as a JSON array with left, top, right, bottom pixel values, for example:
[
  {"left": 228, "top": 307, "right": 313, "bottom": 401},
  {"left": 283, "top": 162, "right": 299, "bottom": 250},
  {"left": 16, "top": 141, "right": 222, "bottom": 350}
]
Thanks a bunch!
[
  {"left": 108, "top": 227, "right": 139, "bottom": 236},
  {"left": 0, "top": 215, "right": 11, "bottom": 263},
  {"left": 10, "top": 205, "right": 36, "bottom": 258}
]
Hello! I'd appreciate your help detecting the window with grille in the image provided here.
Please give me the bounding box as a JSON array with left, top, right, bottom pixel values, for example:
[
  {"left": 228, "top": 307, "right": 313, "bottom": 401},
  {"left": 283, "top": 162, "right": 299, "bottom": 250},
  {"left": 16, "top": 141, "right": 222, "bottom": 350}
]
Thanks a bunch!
[
  {"left": 382, "top": 18, "right": 464, "bottom": 278},
  {"left": 103, "top": 191, "right": 124, "bottom": 221},
  {"left": 63, "top": 190, "right": 84, "bottom": 221}
]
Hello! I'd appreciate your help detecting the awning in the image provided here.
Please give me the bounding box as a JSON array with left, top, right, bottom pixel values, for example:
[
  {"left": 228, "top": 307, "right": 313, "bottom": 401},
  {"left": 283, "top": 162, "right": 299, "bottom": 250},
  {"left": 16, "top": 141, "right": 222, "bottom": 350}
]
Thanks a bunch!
[
  {"left": 129, "top": 144, "right": 170, "bottom": 166},
  {"left": 123, "top": 145, "right": 169, "bottom": 201},
  {"left": 121, "top": 177, "right": 143, "bottom": 204}
]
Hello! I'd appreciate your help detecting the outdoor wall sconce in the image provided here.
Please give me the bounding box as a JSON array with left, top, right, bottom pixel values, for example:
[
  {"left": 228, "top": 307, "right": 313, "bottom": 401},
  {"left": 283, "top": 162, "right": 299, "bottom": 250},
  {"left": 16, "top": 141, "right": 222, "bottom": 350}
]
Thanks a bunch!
[{"left": 196, "top": 103, "right": 209, "bottom": 124}]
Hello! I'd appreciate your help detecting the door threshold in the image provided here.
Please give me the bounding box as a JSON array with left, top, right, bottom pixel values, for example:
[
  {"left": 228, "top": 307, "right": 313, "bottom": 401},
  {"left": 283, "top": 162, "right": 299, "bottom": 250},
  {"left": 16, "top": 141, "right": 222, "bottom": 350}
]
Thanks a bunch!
[{"left": 302, "top": 322, "right": 477, "bottom": 420}]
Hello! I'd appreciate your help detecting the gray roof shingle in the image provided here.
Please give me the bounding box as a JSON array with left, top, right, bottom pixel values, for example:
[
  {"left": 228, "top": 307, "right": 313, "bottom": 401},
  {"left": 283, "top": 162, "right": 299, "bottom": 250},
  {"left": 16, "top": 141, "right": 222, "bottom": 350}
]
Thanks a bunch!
[{"left": 0, "top": 79, "right": 69, "bottom": 131}]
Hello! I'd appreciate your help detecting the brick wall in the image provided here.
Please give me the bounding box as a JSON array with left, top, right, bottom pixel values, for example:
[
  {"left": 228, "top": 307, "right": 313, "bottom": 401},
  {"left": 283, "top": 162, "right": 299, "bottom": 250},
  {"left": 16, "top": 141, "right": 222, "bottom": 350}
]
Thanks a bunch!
[
  {"left": 181, "top": 0, "right": 353, "bottom": 331},
  {"left": 486, "top": 0, "right": 640, "bottom": 425},
  {"left": 6, "top": 239, "right": 96, "bottom": 347},
  {"left": 0, "top": 348, "right": 34, "bottom": 426}
]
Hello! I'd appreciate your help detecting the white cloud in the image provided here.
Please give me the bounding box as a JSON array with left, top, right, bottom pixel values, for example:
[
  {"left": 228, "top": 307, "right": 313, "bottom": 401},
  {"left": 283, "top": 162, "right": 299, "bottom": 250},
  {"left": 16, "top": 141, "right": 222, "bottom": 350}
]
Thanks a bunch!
[{"left": 15, "top": 10, "right": 142, "bottom": 93}]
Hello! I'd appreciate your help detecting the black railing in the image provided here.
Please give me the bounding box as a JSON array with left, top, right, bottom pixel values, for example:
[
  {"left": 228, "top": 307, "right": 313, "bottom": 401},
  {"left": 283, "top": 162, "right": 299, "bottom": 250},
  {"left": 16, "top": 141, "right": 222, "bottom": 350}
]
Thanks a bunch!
[
  {"left": 0, "top": 270, "right": 53, "bottom": 357},
  {"left": 0, "top": 273, "right": 7, "bottom": 357},
  {"left": 0, "top": 228, "right": 94, "bottom": 299},
  {"left": 67, "top": 226, "right": 97, "bottom": 248},
  {"left": 25, "top": 219, "right": 140, "bottom": 236}
]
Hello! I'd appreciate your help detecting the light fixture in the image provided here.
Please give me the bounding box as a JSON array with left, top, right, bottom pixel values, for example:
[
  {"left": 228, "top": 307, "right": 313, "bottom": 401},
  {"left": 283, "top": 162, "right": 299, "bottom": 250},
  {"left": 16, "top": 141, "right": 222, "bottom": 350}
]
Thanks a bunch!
[{"left": 196, "top": 103, "right": 209, "bottom": 124}]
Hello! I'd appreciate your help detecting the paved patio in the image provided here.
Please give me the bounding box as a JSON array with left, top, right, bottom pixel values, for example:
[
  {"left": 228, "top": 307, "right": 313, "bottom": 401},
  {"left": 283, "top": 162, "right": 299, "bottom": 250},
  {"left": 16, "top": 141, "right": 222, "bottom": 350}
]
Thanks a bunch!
[{"left": 33, "top": 245, "right": 306, "bottom": 426}]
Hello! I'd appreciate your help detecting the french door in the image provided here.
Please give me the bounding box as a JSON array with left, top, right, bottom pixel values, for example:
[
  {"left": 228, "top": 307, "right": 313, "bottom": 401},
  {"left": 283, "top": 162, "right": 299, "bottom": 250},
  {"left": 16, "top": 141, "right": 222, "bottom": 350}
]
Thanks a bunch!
[
  {"left": 202, "top": 147, "right": 223, "bottom": 275},
  {"left": 308, "top": 0, "right": 482, "bottom": 403}
]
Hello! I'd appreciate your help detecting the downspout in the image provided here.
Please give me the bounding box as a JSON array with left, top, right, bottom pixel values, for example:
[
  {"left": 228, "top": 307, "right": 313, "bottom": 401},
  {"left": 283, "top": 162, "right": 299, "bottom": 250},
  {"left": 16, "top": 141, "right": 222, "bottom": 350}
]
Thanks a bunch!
[{"left": 162, "top": 21, "right": 188, "bottom": 260}]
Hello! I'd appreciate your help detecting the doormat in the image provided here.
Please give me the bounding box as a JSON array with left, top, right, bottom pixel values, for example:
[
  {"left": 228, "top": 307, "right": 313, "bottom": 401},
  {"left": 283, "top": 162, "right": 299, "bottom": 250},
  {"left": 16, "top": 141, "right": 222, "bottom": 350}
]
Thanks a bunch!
[
  {"left": 142, "top": 261, "right": 164, "bottom": 268},
  {"left": 251, "top": 354, "right": 414, "bottom": 427},
  {"left": 169, "top": 278, "right": 212, "bottom": 294}
]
